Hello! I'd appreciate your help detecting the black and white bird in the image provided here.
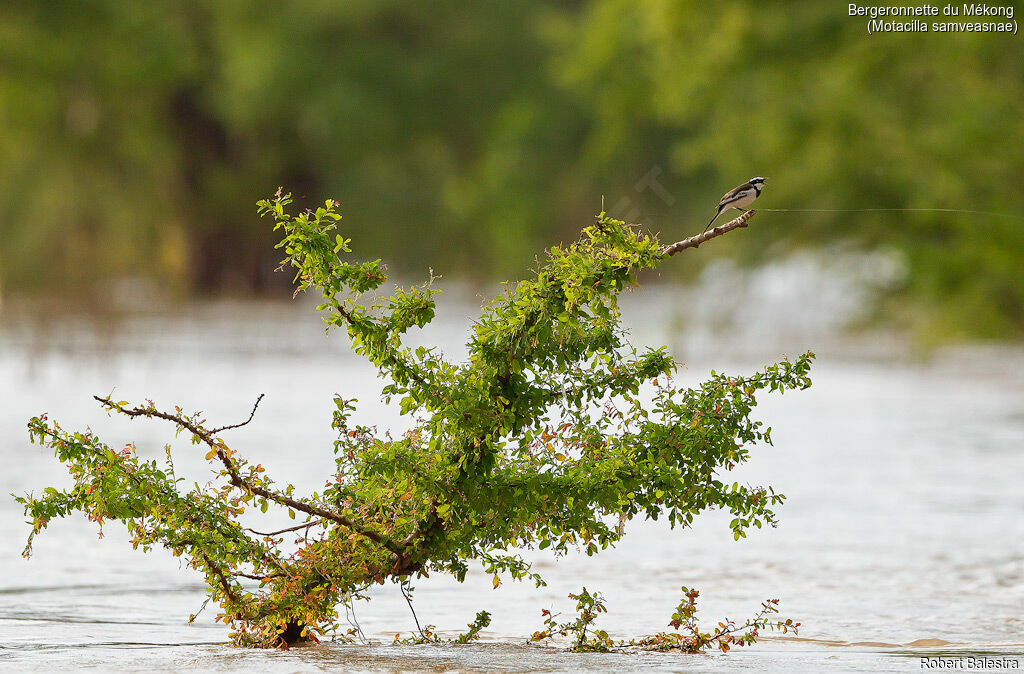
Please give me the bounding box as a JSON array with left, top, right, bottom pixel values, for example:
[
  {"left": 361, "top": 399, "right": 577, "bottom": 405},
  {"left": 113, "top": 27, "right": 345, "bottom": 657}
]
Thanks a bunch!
[{"left": 702, "top": 176, "right": 768, "bottom": 235}]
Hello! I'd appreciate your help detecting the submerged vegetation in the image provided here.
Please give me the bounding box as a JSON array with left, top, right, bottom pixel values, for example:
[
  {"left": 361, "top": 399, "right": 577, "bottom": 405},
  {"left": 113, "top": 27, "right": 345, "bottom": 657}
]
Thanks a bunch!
[
  {"left": 531, "top": 587, "right": 798, "bottom": 653},
  {"left": 18, "top": 194, "right": 811, "bottom": 649}
]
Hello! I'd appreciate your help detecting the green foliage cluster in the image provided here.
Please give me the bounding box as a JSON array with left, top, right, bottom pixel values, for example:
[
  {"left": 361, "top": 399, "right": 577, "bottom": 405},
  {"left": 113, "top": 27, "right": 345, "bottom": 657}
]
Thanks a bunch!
[
  {"left": 18, "top": 194, "right": 812, "bottom": 647},
  {"left": 2, "top": 2, "right": 1023, "bottom": 336},
  {"left": 531, "top": 587, "right": 615, "bottom": 652},
  {"left": 531, "top": 587, "right": 798, "bottom": 653}
]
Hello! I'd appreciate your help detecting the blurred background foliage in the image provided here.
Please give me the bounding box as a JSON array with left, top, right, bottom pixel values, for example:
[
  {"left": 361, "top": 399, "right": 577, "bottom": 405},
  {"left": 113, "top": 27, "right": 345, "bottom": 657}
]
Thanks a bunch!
[{"left": 0, "top": 1, "right": 1022, "bottom": 338}]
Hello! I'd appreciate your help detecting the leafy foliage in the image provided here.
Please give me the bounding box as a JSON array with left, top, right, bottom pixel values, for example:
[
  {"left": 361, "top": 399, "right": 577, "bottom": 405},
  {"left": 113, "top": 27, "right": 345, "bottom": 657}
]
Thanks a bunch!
[
  {"left": 18, "top": 193, "right": 813, "bottom": 648},
  {"left": 455, "top": 611, "right": 493, "bottom": 644},
  {"left": 532, "top": 587, "right": 800, "bottom": 653},
  {"left": 531, "top": 588, "right": 614, "bottom": 652}
]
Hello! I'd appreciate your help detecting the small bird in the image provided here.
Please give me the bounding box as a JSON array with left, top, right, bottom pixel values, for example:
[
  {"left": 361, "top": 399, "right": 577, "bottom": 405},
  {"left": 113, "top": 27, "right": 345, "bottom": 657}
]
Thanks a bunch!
[{"left": 703, "top": 176, "right": 768, "bottom": 235}]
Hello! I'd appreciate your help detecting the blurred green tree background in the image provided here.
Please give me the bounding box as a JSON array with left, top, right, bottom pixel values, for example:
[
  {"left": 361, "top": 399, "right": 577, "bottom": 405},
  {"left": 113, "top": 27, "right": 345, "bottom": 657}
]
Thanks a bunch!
[{"left": 1, "top": 1, "right": 1022, "bottom": 338}]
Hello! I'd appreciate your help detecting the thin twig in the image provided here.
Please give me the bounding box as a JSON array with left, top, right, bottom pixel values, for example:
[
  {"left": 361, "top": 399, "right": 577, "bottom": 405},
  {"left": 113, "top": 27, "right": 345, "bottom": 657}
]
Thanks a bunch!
[
  {"left": 400, "top": 581, "right": 425, "bottom": 637},
  {"left": 210, "top": 394, "right": 266, "bottom": 435},
  {"left": 234, "top": 571, "right": 285, "bottom": 580},
  {"left": 190, "top": 596, "right": 211, "bottom": 622},
  {"left": 343, "top": 596, "right": 367, "bottom": 643},
  {"left": 660, "top": 210, "right": 756, "bottom": 256},
  {"left": 246, "top": 519, "right": 324, "bottom": 538}
]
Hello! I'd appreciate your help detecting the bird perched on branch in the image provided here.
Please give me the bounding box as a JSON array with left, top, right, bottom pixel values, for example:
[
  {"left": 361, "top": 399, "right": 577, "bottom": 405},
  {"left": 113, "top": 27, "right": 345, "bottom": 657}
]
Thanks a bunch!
[{"left": 703, "top": 176, "right": 767, "bottom": 235}]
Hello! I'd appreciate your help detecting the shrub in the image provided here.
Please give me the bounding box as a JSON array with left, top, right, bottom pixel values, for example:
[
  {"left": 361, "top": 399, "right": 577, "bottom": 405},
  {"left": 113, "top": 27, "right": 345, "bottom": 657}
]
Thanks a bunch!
[{"left": 17, "top": 194, "right": 812, "bottom": 647}]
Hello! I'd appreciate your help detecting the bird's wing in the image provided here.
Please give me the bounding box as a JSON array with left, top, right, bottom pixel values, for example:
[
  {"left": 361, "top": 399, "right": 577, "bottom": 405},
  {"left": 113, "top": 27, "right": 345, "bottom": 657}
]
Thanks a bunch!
[
  {"left": 719, "top": 184, "right": 747, "bottom": 206},
  {"left": 720, "top": 182, "right": 753, "bottom": 205}
]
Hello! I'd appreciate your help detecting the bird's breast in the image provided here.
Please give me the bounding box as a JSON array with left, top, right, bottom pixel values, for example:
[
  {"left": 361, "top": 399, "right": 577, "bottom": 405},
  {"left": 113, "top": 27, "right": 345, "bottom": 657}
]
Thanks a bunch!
[{"left": 729, "top": 191, "right": 757, "bottom": 209}]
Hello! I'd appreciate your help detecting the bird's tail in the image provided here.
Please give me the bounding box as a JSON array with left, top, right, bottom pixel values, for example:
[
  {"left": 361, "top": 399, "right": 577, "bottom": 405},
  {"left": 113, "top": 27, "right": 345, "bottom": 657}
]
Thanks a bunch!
[{"left": 701, "top": 210, "right": 720, "bottom": 236}]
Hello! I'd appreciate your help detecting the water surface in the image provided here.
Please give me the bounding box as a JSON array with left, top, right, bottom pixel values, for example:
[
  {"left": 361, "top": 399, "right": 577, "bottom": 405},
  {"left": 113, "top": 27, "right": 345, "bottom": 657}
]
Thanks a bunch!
[{"left": 1, "top": 290, "right": 1022, "bottom": 672}]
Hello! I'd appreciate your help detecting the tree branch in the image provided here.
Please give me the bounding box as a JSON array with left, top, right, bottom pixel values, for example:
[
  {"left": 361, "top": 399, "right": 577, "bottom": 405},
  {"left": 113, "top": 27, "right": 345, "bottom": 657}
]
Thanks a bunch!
[
  {"left": 210, "top": 394, "right": 265, "bottom": 435},
  {"left": 93, "top": 395, "right": 405, "bottom": 557},
  {"left": 659, "top": 210, "right": 756, "bottom": 257},
  {"left": 201, "top": 552, "right": 241, "bottom": 604},
  {"left": 235, "top": 571, "right": 285, "bottom": 581},
  {"left": 247, "top": 519, "right": 324, "bottom": 538}
]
